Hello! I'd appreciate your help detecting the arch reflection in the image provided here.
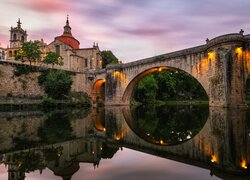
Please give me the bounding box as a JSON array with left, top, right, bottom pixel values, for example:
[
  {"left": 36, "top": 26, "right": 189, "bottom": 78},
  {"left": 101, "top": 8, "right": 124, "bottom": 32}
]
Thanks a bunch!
[{"left": 125, "top": 105, "right": 208, "bottom": 145}]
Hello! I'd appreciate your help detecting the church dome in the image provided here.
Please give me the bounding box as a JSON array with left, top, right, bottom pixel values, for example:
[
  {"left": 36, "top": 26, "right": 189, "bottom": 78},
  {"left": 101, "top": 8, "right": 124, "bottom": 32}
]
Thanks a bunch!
[{"left": 55, "top": 16, "right": 80, "bottom": 49}]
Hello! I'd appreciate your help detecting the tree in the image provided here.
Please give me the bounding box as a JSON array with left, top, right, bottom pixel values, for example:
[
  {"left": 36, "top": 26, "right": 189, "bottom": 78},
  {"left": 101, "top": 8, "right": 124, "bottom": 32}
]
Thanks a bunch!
[
  {"left": 136, "top": 74, "right": 158, "bottom": 104},
  {"left": 100, "top": 50, "right": 119, "bottom": 68},
  {"left": 134, "top": 70, "right": 208, "bottom": 104},
  {"left": 43, "top": 52, "right": 63, "bottom": 68},
  {"left": 15, "top": 41, "right": 42, "bottom": 66},
  {"left": 42, "top": 70, "right": 73, "bottom": 99}
]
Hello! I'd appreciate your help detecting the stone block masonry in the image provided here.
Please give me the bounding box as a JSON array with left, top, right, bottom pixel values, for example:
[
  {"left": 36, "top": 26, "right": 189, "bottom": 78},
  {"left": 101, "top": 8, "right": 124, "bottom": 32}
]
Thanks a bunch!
[{"left": 0, "top": 63, "right": 89, "bottom": 101}]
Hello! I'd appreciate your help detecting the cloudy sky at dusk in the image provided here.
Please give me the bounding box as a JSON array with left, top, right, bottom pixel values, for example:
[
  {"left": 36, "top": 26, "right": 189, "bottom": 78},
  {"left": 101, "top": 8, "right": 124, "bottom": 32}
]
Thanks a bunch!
[{"left": 0, "top": 0, "right": 250, "bottom": 62}]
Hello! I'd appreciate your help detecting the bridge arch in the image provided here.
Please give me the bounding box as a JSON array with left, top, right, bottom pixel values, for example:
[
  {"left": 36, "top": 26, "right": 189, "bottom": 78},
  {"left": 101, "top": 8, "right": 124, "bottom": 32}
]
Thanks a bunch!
[
  {"left": 122, "top": 66, "right": 209, "bottom": 104},
  {"left": 92, "top": 79, "right": 105, "bottom": 106}
]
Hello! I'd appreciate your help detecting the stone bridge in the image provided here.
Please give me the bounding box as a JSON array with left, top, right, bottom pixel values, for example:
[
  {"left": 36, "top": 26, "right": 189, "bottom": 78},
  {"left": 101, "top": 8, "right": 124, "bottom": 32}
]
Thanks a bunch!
[{"left": 92, "top": 32, "right": 250, "bottom": 107}]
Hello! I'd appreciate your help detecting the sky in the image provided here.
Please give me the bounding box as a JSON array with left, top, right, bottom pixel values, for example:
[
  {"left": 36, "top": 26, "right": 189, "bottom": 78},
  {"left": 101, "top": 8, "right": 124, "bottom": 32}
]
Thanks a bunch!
[{"left": 0, "top": 0, "right": 250, "bottom": 63}]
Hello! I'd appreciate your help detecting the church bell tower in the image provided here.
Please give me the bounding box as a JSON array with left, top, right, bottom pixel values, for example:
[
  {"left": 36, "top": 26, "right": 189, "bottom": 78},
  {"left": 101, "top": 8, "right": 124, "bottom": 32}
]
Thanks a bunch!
[{"left": 9, "top": 18, "right": 28, "bottom": 48}]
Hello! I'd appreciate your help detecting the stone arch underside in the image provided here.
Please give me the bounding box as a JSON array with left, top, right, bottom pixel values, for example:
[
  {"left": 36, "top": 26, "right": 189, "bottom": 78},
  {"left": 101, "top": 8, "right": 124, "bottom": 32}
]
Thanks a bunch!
[{"left": 92, "top": 79, "right": 105, "bottom": 104}]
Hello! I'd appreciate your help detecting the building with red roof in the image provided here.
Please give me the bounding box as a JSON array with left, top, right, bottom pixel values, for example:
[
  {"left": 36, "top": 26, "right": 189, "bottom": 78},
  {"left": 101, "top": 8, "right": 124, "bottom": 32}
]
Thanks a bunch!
[{"left": 48, "top": 16, "right": 102, "bottom": 71}]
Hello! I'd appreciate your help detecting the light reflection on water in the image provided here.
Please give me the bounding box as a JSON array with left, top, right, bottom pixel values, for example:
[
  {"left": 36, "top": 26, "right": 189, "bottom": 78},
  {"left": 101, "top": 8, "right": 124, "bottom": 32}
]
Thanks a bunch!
[{"left": 0, "top": 105, "right": 249, "bottom": 180}]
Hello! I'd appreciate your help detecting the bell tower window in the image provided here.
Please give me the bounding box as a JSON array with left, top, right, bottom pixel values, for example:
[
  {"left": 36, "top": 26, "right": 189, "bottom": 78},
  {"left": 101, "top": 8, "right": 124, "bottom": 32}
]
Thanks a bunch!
[
  {"left": 13, "top": 34, "right": 17, "bottom": 41},
  {"left": 21, "top": 35, "right": 24, "bottom": 41}
]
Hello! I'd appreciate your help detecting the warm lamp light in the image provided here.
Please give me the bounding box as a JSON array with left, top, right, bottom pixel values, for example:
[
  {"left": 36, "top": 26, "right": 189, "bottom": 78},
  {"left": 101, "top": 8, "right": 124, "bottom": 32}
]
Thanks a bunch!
[
  {"left": 208, "top": 51, "right": 214, "bottom": 59},
  {"left": 241, "top": 160, "right": 247, "bottom": 169},
  {"left": 236, "top": 47, "right": 243, "bottom": 55},
  {"left": 211, "top": 155, "right": 217, "bottom": 163}
]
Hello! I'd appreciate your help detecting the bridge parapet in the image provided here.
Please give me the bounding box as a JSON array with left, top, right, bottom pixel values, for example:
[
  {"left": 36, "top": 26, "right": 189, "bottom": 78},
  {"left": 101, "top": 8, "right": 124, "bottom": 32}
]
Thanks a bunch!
[
  {"left": 206, "top": 33, "right": 244, "bottom": 50},
  {"left": 244, "top": 34, "right": 250, "bottom": 42}
]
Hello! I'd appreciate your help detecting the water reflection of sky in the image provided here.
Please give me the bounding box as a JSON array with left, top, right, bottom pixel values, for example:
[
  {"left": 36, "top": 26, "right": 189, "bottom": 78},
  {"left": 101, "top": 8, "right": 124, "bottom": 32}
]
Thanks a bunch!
[
  {"left": 74, "top": 148, "right": 220, "bottom": 180},
  {"left": 0, "top": 148, "right": 221, "bottom": 180}
]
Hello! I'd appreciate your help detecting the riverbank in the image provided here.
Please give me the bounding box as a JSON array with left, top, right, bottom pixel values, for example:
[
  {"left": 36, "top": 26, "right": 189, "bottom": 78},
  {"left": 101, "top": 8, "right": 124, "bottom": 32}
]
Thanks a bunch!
[
  {"left": 0, "top": 95, "right": 91, "bottom": 110},
  {"left": 164, "top": 100, "right": 209, "bottom": 105},
  {"left": 131, "top": 99, "right": 209, "bottom": 107}
]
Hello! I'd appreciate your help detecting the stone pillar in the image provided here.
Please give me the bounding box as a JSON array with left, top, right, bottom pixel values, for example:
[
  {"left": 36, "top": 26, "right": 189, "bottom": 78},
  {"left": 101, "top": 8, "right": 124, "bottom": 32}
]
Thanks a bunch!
[
  {"left": 208, "top": 107, "right": 248, "bottom": 172},
  {"left": 207, "top": 34, "right": 247, "bottom": 108},
  {"left": 105, "top": 65, "right": 127, "bottom": 106}
]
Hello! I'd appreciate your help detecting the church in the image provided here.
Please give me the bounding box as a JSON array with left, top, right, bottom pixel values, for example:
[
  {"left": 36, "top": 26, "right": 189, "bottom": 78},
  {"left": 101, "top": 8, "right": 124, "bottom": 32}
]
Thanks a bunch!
[{"left": 5, "top": 17, "right": 102, "bottom": 71}]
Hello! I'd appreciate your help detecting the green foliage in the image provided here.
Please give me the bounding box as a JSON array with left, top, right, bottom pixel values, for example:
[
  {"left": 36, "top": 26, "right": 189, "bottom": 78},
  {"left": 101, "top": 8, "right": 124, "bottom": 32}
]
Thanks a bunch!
[
  {"left": 14, "top": 65, "right": 31, "bottom": 76},
  {"left": 100, "top": 50, "right": 119, "bottom": 68},
  {"left": 68, "top": 92, "right": 91, "bottom": 107},
  {"left": 42, "top": 96, "right": 56, "bottom": 107},
  {"left": 43, "top": 51, "right": 63, "bottom": 68},
  {"left": 14, "top": 65, "right": 39, "bottom": 76},
  {"left": 136, "top": 74, "right": 158, "bottom": 104},
  {"left": 39, "top": 70, "right": 73, "bottom": 99},
  {"left": 15, "top": 41, "right": 42, "bottom": 65},
  {"left": 134, "top": 70, "right": 207, "bottom": 104},
  {"left": 38, "top": 69, "right": 50, "bottom": 85}
]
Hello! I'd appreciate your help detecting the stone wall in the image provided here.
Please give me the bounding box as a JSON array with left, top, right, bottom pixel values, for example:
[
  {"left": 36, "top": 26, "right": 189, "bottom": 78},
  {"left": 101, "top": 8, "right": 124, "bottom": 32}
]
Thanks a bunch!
[
  {"left": 71, "top": 72, "right": 88, "bottom": 93},
  {"left": 0, "top": 63, "right": 90, "bottom": 99},
  {"left": 0, "top": 64, "right": 45, "bottom": 98}
]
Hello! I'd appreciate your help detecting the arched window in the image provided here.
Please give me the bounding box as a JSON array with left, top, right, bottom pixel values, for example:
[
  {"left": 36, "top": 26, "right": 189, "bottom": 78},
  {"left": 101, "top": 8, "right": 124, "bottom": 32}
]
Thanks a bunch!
[
  {"left": 13, "top": 34, "right": 17, "bottom": 40},
  {"left": 14, "top": 50, "right": 17, "bottom": 56},
  {"left": 21, "top": 35, "right": 24, "bottom": 41}
]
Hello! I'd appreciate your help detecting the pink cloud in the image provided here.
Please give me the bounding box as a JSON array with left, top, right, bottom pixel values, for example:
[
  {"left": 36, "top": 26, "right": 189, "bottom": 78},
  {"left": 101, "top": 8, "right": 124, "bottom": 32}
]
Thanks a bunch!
[{"left": 17, "top": 0, "right": 71, "bottom": 13}]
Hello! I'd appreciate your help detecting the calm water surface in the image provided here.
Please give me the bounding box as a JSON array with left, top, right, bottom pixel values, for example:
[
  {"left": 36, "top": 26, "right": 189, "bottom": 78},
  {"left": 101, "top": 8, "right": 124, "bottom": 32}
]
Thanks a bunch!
[{"left": 0, "top": 105, "right": 249, "bottom": 180}]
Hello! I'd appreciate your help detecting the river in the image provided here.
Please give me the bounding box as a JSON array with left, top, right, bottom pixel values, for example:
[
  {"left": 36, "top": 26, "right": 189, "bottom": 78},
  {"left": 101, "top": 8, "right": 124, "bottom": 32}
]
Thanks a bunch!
[{"left": 0, "top": 105, "right": 249, "bottom": 180}]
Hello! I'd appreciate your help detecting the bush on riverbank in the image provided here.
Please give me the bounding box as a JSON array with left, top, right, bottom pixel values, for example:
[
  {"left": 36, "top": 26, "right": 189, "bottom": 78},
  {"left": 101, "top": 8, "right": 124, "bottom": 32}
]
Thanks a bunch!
[{"left": 39, "top": 69, "right": 73, "bottom": 99}]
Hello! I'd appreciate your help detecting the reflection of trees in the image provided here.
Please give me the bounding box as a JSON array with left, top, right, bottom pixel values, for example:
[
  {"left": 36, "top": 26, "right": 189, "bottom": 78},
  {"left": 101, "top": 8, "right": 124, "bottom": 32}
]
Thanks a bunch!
[
  {"left": 38, "top": 111, "right": 74, "bottom": 143},
  {"left": 136, "top": 105, "right": 159, "bottom": 136},
  {"left": 7, "top": 146, "right": 63, "bottom": 177},
  {"left": 134, "top": 105, "right": 208, "bottom": 144},
  {"left": 8, "top": 108, "right": 90, "bottom": 151}
]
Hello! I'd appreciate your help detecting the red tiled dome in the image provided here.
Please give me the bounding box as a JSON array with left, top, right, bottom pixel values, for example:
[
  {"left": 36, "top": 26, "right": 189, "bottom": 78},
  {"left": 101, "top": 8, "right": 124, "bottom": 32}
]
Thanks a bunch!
[
  {"left": 56, "top": 33, "right": 80, "bottom": 49},
  {"left": 55, "top": 16, "right": 80, "bottom": 49}
]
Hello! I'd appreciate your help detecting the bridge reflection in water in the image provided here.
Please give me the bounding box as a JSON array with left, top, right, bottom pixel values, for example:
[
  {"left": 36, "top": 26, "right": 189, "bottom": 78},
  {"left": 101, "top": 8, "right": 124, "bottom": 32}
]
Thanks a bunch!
[{"left": 0, "top": 106, "right": 249, "bottom": 179}]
